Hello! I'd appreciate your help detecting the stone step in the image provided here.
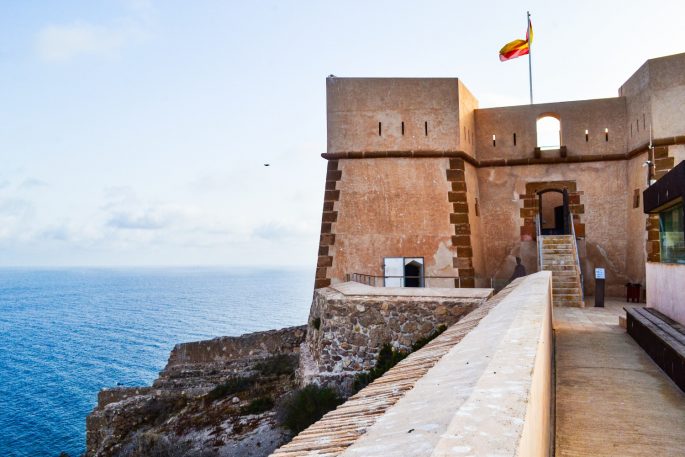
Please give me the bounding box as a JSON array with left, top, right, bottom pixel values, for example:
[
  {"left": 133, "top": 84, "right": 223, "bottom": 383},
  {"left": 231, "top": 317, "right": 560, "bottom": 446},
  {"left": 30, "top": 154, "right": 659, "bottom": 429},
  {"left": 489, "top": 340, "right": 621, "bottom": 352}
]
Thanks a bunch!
[
  {"left": 545, "top": 266, "right": 578, "bottom": 271},
  {"left": 542, "top": 260, "right": 577, "bottom": 265},
  {"left": 554, "top": 288, "right": 581, "bottom": 295},
  {"left": 541, "top": 250, "right": 575, "bottom": 256}
]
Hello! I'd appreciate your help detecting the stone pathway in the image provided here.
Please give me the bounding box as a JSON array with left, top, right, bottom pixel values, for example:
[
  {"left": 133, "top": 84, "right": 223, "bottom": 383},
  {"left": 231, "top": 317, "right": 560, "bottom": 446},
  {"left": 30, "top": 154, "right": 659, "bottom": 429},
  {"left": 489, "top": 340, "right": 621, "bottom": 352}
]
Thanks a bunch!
[{"left": 555, "top": 298, "right": 685, "bottom": 456}]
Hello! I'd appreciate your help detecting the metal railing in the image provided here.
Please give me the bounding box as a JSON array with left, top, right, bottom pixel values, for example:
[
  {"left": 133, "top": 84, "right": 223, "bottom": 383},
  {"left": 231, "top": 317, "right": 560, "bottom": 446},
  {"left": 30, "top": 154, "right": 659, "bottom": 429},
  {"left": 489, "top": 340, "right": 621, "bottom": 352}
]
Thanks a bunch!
[
  {"left": 569, "top": 212, "right": 585, "bottom": 300},
  {"left": 346, "top": 273, "right": 512, "bottom": 292},
  {"left": 535, "top": 214, "right": 543, "bottom": 272},
  {"left": 347, "top": 273, "right": 460, "bottom": 288}
]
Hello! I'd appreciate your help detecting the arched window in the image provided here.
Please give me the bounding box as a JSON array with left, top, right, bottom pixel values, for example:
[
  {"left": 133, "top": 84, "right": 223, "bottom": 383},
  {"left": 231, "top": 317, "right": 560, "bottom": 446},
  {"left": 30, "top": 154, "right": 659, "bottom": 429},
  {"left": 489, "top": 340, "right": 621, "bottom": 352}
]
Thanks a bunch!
[{"left": 536, "top": 114, "right": 561, "bottom": 150}]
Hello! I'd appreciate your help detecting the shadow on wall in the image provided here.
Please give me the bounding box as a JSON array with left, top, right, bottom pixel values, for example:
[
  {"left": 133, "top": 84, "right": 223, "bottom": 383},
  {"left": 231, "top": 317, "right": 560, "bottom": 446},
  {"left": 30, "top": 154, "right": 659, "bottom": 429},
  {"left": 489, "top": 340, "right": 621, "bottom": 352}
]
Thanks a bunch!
[{"left": 582, "top": 241, "right": 632, "bottom": 297}]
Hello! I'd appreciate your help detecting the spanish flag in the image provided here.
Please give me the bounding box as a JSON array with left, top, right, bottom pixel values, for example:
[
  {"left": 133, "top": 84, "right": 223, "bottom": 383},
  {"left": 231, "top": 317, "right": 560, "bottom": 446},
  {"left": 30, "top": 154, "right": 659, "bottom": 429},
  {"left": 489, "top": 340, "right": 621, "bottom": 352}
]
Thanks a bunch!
[{"left": 499, "top": 18, "right": 533, "bottom": 62}]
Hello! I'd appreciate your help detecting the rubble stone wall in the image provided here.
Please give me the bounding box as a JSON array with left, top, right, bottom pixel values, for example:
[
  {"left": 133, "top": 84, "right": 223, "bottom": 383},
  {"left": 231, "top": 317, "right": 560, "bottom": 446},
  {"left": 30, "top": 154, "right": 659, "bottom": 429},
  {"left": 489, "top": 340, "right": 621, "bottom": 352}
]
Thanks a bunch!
[{"left": 302, "top": 286, "right": 490, "bottom": 391}]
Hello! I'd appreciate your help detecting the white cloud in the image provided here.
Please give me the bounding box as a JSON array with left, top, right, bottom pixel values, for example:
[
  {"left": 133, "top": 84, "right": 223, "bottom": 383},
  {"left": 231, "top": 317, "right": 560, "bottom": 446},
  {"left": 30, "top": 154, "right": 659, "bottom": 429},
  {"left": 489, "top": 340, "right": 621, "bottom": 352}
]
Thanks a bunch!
[
  {"left": 35, "top": 20, "right": 146, "bottom": 62},
  {"left": 35, "top": 1, "right": 153, "bottom": 63}
]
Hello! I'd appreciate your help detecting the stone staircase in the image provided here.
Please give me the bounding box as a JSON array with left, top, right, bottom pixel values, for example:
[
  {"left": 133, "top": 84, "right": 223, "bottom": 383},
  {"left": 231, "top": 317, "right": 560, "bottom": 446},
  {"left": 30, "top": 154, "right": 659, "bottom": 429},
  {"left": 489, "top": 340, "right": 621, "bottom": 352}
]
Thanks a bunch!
[{"left": 540, "top": 235, "right": 584, "bottom": 307}]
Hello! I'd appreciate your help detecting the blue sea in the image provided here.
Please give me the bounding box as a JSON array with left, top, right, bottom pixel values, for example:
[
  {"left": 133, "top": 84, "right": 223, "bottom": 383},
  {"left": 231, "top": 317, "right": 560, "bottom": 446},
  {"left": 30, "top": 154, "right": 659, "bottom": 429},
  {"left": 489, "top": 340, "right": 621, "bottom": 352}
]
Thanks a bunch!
[{"left": 0, "top": 267, "right": 314, "bottom": 457}]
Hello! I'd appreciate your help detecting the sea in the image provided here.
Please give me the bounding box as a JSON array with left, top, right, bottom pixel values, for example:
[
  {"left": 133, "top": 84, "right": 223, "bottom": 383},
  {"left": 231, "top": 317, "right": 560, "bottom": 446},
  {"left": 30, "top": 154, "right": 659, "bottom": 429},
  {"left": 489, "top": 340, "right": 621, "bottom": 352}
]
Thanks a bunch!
[{"left": 0, "top": 267, "right": 314, "bottom": 457}]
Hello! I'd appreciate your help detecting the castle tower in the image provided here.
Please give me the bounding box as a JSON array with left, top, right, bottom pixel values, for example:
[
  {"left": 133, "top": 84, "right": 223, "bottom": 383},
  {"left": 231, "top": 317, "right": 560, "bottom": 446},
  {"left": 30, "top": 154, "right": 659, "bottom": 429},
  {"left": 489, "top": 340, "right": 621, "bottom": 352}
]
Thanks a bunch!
[{"left": 314, "top": 78, "right": 482, "bottom": 289}]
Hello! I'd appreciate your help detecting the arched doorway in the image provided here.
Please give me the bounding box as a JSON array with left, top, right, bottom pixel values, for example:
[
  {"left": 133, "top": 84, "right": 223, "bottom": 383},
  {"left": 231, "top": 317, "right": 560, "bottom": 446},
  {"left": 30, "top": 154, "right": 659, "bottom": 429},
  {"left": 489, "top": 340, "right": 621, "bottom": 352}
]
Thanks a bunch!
[
  {"left": 538, "top": 189, "right": 570, "bottom": 235},
  {"left": 536, "top": 114, "right": 561, "bottom": 150},
  {"left": 403, "top": 260, "right": 423, "bottom": 287}
]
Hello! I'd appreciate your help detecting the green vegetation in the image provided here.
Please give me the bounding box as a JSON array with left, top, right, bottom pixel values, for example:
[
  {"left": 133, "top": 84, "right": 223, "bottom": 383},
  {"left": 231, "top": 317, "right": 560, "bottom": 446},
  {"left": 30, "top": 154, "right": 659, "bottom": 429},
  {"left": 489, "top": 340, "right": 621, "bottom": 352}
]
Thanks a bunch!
[
  {"left": 255, "top": 354, "right": 297, "bottom": 377},
  {"left": 353, "top": 324, "right": 448, "bottom": 392},
  {"left": 278, "top": 385, "right": 342, "bottom": 434},
  {"left": 240, "top": 396, "right": 275, "bottom": 415},
  {"left": 411, "top": 324, "right": 447, "bottom": 351},
  {"left": 311, "top": 317, "right": 321, "bottom": 330},
  {"left": 353, "top": 343, "right": 408, "bottom": 392},
  {"left": 203, "top": 377, "right": 254, "bottom": 405}
]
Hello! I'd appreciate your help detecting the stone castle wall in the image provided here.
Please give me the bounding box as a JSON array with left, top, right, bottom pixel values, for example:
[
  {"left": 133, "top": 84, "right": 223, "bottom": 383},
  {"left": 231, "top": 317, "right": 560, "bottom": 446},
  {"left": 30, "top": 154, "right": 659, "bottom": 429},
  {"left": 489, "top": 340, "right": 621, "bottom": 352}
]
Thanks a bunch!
[{"left": 300, "top": 284, "right": 491, "bottom": 393}]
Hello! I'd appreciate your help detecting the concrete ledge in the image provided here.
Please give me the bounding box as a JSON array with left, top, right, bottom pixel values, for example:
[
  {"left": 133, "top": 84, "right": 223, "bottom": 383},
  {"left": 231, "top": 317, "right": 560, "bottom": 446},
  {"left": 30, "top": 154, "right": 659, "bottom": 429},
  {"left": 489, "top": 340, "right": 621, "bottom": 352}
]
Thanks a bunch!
[{"left": 341, "top": 271, "right": 553, "bottom": 456}]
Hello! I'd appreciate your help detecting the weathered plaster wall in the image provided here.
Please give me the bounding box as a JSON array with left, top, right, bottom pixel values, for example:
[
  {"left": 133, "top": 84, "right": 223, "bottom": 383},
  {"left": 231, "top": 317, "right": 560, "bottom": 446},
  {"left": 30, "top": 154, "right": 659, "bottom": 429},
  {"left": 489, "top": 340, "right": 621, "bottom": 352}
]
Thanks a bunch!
[
  {"left": 301, "top": 284, "right": 492, "bottom": 393},
  {"left": 477, "top": 162, "right": 630, "bottom": 296},
  {"left": 625, "top": 151, "right": 650, "bottom": 286},
  {"left": 646, "top": 262, "right": 685, "bottom": 325},
  {"left": 646, "top": 54, "right": 685, "bottom": 139},
  {"left": 620, "top": 60, "right": 654, "bottom": 152},
  {"left": 620, "top": 52, "right": 685, "bottom": 149},
  {"left": 326, "top": 78, "right": 462, "bottom": 154},
  {"left": 458, "top": 80, "right": 478, "bottom": 157},
  {"left": 464, "top": 161, "right": 485, "bottom": 282},
  {"left": 475, "top": 98, "right": 628, "bottom": 161},
  {"left": 327, "top": 157, "right": 458, "bottom": 283},
  {"left": 671, "top": 144, "right": 685, "bottom": 166}
]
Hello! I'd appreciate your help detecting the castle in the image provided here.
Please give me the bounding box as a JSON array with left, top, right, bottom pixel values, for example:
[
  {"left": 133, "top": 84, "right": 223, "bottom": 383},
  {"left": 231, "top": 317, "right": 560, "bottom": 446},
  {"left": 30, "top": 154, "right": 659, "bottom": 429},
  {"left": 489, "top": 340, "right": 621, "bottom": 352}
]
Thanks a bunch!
[
  {"left": 314, "top": 52, "right": 685, "bottom": 302},
  {"left": 86, "top": 53, "right": 685, "bottom": 457}
]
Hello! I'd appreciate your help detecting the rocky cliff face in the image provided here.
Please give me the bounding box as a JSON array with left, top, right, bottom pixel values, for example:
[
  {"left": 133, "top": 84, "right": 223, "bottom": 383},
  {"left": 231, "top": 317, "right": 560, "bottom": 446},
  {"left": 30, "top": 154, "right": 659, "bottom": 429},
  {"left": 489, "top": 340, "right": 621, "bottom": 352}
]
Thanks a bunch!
[
  {"left": 85, "top": 284, "right": 491, "bottom": 457},
  {"left": 86, "top": 326, "right": 306, "bottom": 457}
]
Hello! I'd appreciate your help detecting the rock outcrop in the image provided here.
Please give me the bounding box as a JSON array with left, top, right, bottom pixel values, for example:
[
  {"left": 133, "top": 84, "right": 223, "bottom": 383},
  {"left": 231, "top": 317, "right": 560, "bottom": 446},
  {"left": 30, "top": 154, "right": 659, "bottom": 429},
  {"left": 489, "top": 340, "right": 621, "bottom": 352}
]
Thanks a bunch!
[
  {"left": 86, "top": 326, "right": 306, "bottom": 457},
  {"left": 85, "top": 282, "right": 492, "bottom": 457}
]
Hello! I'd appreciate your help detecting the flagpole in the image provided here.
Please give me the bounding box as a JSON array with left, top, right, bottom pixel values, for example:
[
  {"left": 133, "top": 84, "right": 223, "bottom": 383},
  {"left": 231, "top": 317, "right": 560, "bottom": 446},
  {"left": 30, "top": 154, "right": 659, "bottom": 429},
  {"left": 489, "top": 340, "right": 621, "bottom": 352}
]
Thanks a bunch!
[{"left": 527, "top": 11, "right": 533, "bottom": 104}]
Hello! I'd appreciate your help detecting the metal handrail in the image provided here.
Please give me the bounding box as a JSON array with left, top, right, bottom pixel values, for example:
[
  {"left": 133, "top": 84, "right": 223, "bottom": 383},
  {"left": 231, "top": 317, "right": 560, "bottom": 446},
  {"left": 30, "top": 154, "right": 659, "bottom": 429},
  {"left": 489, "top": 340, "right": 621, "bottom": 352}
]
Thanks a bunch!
[
  {"left": 346, "top": 273, "right": 461, "bottom": 288},
  {"left": 569, "top": 212, "right": 584, "bottom": 300},
  {"left": 535, "top": 214, "right": 543, "bottom": 272}
]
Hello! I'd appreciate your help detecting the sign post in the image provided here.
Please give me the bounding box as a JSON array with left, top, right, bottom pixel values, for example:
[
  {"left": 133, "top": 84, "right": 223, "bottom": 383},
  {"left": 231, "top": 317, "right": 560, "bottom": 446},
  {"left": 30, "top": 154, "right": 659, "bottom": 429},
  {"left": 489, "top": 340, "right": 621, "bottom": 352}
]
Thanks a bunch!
[{"left": 594, "top": 268, "right": 605, "bottom": 307}]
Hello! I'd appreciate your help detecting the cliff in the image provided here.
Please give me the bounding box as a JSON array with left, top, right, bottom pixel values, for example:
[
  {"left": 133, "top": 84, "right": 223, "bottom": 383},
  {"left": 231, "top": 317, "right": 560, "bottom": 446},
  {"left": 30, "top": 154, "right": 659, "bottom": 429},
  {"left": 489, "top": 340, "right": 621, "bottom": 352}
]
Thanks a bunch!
[
  {"left": 85, "top": 283, "right": 492, "bottom": 457},
  {"left": 86, "top": 326, "right": 306, "bottom": 457}
]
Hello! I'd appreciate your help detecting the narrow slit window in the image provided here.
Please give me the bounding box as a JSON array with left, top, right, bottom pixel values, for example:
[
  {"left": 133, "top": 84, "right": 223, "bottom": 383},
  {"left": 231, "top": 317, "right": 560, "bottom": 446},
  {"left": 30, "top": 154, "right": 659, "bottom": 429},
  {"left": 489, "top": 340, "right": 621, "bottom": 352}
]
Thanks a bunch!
[
  {"left": 424, "top": 121, "right": 428, "bottom": 136},
  {"left": 643, "top": 113, "right": 646, "bottom": 129},
  {"left": 630, "top": 123, "right": 633, "bottom": 136},
  {"left": 585, "top": 129, "right": 589, "bottom": 142},
  {"left": 636, "top": 119, "right": 639, "bottom": 132},
  {"left": 401, "top": 121, "right": 405, "bottom": 136},
  {"left": 378, "top": 122, "right": 382, "bottom": 136},
  {"left": 605, "top": 128, "right": 609, "bottom": 142},
  {"left": 513, "top": 133, "right": 517, "bottom": 146},
  {"left": 492, "top": 134, "right": 496, "bottom": 147}
]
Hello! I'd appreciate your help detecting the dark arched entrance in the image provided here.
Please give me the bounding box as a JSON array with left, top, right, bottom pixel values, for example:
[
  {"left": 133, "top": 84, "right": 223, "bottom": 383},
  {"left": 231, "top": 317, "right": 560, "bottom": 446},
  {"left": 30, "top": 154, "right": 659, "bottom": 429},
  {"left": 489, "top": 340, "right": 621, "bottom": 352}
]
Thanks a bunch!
[
  {"left": 403, "top": 260, "right": 423, "bottom": 287},
  {"left": 538, "top": 189, "right": 570, "bottom": 235}
]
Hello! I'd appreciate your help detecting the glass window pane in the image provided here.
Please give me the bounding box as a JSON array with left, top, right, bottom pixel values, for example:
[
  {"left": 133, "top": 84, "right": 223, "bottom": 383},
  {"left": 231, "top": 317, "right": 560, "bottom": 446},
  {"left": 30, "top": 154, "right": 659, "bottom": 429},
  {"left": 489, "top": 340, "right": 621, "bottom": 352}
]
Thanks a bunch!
[{"left": 659, "top": 203, "right": 685, "bottom": 264}]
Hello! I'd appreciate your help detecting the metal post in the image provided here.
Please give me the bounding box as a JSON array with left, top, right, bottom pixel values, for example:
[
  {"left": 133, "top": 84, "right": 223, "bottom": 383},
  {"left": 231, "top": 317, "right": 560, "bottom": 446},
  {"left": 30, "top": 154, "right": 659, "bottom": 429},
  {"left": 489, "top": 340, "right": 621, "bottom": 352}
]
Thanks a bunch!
[{"left": 527, "top": 11, "right": 533, "bottom": 105}]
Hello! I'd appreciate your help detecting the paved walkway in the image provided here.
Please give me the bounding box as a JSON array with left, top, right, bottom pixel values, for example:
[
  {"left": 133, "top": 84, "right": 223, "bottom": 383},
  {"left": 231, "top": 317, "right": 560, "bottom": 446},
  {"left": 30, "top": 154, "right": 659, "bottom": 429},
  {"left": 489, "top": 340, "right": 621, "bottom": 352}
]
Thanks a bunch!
[{"left": 555, "top": 298, "right": 685, "bottom": 456}]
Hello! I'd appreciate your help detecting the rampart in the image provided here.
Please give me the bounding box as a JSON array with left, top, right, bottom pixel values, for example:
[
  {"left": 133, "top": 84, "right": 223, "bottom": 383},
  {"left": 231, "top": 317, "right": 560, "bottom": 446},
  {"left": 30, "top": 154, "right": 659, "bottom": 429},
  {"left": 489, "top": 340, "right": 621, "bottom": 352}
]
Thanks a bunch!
[
  {"left": 301, "top": 282, "right": 492, "bottom": 393},
  {"left": 274, "top": 271, "right": 554, "bottom": 456}
]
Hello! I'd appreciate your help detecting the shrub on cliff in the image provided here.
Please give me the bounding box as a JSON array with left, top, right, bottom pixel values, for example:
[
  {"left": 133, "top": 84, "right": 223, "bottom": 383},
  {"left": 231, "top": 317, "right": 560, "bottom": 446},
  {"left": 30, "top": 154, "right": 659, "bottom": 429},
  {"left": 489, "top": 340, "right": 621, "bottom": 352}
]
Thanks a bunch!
[
  {"left": 255, "top": 354, "right": 298, "bottom": 377},
  {"left": 241, "top": 396, "right": 275, "bottom": 415},
  {"left": 203, "top": 376, "right": 254, "bottom": 405},
  {"left": 277, "top": 385, "right": 342, "bottom": 434}
]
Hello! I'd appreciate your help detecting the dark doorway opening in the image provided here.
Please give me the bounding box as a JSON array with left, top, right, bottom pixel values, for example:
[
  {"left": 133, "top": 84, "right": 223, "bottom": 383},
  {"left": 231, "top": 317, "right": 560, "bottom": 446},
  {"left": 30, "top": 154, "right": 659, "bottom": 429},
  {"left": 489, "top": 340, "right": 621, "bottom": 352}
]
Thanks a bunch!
[
  {"left": 403, "top": 261, "right": 423, "bottom": 287},
  {"left": 539, "top": 189, "right": 570, "bottom": 235}
]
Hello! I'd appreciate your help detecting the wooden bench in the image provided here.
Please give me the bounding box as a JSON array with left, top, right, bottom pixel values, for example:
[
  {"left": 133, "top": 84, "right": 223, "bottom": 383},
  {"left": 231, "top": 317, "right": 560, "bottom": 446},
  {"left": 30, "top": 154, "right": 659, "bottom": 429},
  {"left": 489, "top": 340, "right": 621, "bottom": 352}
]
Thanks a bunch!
[{"left": 625, "top": 306, "right": 685, "bottom": 391}]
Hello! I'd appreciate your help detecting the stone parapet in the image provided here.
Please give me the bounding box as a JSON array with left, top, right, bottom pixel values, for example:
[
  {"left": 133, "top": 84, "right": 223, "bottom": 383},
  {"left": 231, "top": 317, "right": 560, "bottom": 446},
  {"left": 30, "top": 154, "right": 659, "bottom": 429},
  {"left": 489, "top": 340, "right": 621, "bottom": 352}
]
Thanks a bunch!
[
  {"left": 300, "top": 282, "right": 492, "bottom": 393},
  {"left": 338, "top": 271, "right": 553, "bottom": 456}
]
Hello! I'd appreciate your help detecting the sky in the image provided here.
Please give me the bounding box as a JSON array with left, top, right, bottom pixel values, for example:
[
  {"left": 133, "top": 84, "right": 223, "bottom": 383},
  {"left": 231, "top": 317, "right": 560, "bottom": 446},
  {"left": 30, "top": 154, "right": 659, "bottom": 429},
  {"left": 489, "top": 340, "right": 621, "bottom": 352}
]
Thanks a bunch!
[{"left": 1, "top": 0, "right": 684, "bottom": 267}]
